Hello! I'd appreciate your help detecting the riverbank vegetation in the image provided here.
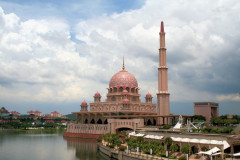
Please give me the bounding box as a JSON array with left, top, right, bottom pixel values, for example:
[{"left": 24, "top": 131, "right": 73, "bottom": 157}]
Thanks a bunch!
[{"left": 100, "top": 133, "right": 188, "bottom": 159}]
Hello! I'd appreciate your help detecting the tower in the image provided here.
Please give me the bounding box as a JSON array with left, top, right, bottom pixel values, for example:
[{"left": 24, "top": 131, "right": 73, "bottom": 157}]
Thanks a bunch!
[{"left": 157, "top": 21, "right": 170, "bottom": 125}]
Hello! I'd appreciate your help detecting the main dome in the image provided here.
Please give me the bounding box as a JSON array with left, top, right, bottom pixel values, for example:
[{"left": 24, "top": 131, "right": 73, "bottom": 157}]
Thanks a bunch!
[{"left": 109, "top": 70, "right": 138, "bottom": 88}]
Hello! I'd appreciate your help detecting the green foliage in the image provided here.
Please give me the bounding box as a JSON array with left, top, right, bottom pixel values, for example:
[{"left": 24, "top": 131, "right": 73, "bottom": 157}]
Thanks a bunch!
[
  {"left": 170, "top": 144, "right": 178, "bottom": 153},
  {"left": 168, "top": 155, "right": 177, "bottom": 159},
  {"left": 97, "top": 138, "right": 102, "bottom": 143},
  {"left": 179, "top": 156, "right": 187, "bottom": 160},
  {"left": 150, "top": 140, "right": 161, "bottom": 154},
  {"left": 141, "top": 143, "right": 151, "bottom": 154},
  {"left": 201, "top": 126, "right": 233, "bottom": 133},
  {"left": 136, "top": 136, "right": 144, "bottom": 143},
  {"left": 157, "top": 145, "right": 165, "bottom": 156},
  {"left": 181, "top": 144, "right": 190, "bottom": 154},
  {"left": 193, "top": 115, "right": 206, "bottom": 121},
  {"left": 164, "top": 137, "right": 173, "bottom": 150},
  {"left": 163, "top": 125, "right": 171, "bottom": 129},
  {"left": 119, "top": 145, "right": 126, "bottom": 151}
]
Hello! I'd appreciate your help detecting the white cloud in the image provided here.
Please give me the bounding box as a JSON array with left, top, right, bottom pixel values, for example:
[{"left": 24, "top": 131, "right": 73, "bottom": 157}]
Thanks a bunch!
[
  {"left": 0, "top": 0, "right": 240, "bottom": 114},
  {"left": 216, "top": 93, "right": 240, "bottom": 101}
]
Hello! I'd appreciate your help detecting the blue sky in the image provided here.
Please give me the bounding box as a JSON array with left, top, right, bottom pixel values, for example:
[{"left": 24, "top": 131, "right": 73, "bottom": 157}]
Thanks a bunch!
[{"left": 0, "top": 0, "right": 239, "bottom": 115}]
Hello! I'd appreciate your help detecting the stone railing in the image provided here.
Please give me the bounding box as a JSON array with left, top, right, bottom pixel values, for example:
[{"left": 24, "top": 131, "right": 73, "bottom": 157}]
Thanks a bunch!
[{"left": 67, "top": 123, "right": 108, "bottom": 134}]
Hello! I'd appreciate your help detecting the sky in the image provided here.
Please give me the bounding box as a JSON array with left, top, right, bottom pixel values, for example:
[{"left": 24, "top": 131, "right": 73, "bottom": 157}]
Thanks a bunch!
[{"left": 0, "top": 0, "right": 239, "bottom": 115}]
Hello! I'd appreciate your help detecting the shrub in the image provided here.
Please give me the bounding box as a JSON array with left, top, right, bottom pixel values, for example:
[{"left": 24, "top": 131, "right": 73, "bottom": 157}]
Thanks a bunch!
[
  {"left": 163, "top": 125, "right": 171, "bottom": 129},
  {"left": 119, "top": 145, "right": 126, "bottom": 151},
  {"left": 97, "top": 138, "right": 102, "bottom": 143},
  {"left": 109, "top": 144, "right": 114, "bottom": 148},
  {"left": 179, "top": 156, "right": 187, "bottom": 160}
]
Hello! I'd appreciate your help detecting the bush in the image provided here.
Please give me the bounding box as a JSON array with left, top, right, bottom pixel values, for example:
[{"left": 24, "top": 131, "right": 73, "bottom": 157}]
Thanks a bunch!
[
  {"left": 163, "top": 125, "right": 171, "bottom": 129},
  {"left": 119, "top": 145, "right": 126, "bottom": 151},
  {"left": 109, "top": 144, "right": 114, "bottom": 148},
  {"left": 97, "top": 138, "right": 102, "bottom": 143},
  {"left": 168, "top": 155, "right": 177, "bottom": 159},
  {"left": 179, "top": 156, "right": 187, "bottom": 160}
]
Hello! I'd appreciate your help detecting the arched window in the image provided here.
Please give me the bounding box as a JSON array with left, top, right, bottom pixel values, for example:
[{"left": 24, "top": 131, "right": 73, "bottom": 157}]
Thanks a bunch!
[
  {"left": 104, "top": 119, "right": 108, "bottom": 124},
  {"left": 84, "top": 119, "right": 88, "bottom": 124},
  {"left": 126, "top": 87, "right": 129, "bottom": 92},
  {"left": 131, "top": 88, "right": 134, "bottom": 93},
  {"left": 119, "top": 87, "right": 123, "bottom": 92},
  {"left": 114, "top": 87, "right": 117, "bottom": 92},
  {"left": 90, "top": 119, "right": 95, "bottom": 124},
  {"left": 97, "top": 119, "right": 102, "bottom": 124},
  {"left": 110, "top": 88, "right": 113, "bottom": 93}
]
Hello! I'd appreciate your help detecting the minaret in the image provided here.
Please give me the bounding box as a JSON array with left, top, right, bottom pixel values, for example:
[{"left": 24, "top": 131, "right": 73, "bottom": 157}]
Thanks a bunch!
[{"left": 157, "top": 21, "right": 170, "bottom": 125}]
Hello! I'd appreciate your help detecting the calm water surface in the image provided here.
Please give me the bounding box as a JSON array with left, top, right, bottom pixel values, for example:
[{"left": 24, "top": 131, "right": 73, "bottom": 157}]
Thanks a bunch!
[{"left": 0, "top": 130, "right": 110, "bottom": 160}]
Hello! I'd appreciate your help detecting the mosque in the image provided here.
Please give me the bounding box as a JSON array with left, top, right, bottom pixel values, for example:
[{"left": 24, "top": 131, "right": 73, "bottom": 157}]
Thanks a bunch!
[{"left": 64, "top": 21, "right": 193, "bottom": 137}]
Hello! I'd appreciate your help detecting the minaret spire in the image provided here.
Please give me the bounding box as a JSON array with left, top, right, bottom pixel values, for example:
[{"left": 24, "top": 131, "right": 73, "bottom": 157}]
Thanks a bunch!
[
  {"left": 122, "top": 56, "right": 125, "bottom": 71},
  {"left": 157, "top": 21, "right": 170, "bottom": 125},
  {"left": 161, "top": 21, "right": 164, "bottom": 32}
]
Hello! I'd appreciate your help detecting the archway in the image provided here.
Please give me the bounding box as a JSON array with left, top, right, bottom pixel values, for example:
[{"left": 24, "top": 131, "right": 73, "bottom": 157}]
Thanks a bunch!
[
  {"left": 84, "top": 119, "right": 88, "bottom": 124},
  {"left": 116, "top": 127, "right": 133, "bottom": 132},
  {"left": 97, "top": 119, "right": 102, "bottom": 124},
  {"left": 147, "top": 119, "right": 152, "bottom": 125},
  {"left": 104, "top": 119, "right": 108, "bottom": 124},
  {"left": 119, "top": 87, "right": 123, "bottom": 92},
  {"left": 191, "top": 145, "right": 199, "bottom": 154},
  {"left": 153, "top": 119, "right": 156, "bottom": 125},
  {"left": 90, "top": 119, "right": 95, "bottom": 124}
]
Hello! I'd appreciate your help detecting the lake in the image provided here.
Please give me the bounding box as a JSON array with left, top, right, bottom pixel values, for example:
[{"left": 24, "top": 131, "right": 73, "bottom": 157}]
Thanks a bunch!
[{"left": 0, "top": 130, "right": 111, "bottom": 160}]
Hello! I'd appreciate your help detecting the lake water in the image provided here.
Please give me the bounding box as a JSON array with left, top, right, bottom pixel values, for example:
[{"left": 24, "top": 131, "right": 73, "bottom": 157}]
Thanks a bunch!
[{"left": 0, "top": 130, "right": 111, "bottom": 160}]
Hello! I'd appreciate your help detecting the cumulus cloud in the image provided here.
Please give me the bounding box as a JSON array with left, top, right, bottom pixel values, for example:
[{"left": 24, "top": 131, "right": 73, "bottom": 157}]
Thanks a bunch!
[
  {"left": 216, "top": 93, "right": 240, "bottom": 101},
  {"left": 0, "top": 0, "right": 240, "bottom": 114}
]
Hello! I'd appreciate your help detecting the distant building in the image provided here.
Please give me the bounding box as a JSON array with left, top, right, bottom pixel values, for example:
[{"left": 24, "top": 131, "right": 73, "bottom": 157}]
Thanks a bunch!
[
  {"left": 27, "top": 110, "right": 42, "bottom": 117},
  {"left": 0, "top": 107, "right": 9, "bottom": 114},
  {"left": 194, "top": 102, "right": 219, "bottom": 122},
  {"left": 10, "top": 111, "right": 20, "bottom": 116},
  {"left": 51, "top": 111, "right": 61, "bottom": 118}
]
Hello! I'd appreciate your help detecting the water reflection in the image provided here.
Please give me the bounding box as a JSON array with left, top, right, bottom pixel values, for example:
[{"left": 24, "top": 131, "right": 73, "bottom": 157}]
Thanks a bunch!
[
  {"left": 0, "top": 131, "right": 112, "bottom": 160},
  {"left": 63, "top": 137, "right": 113, "bottom": 160}
]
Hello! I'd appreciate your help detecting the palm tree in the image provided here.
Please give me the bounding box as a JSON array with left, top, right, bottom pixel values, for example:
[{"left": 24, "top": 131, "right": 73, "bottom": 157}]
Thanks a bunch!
[{"left": 164, "top": 137, "right": 173, "bottom": 157}]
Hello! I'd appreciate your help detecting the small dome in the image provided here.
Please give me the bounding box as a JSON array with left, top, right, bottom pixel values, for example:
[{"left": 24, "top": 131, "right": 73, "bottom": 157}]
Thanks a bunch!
[
  {"left": 122, "top": 89, "right": 129, "bottom": 95},
  {"left": 94, "top": 92, "right": 101, "bottom": 97},
  {"left": 81, "top": 100, "right": 88, "bottom": 106},
  {"left": 146, "top": 93, "right": 152, "bottom": 98},
  {"left": 109, "top": 70, "right": 138, "bottom": 88},
  {"left": 123, "top": 98, "right": 130, "bottom": 104}
]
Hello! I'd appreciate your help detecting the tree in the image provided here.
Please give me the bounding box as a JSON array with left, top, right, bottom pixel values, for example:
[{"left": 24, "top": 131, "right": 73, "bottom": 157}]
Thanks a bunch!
[
  {"left": 165, "top": 137, "right": 173, "bottom": 150},
  {"left": 181, "top": 144, "right": 190, "bottom": 154},
  {"left": 150, "top": 140, "right": 161, "bottom": 154},
  {"left": 170, "top": 144, "right": 178, "bottom": 153},
  {"left": 157, "top": 145, "right": 165, "bottom": 160},
  {"left": 136, "top": 136, "right": 144, "bottom": 143},
  {"left": 193, "top": 115, "right": 206, "bottom": 121}
]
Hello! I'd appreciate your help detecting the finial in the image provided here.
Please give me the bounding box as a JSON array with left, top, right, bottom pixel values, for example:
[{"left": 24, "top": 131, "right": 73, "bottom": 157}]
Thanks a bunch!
[
  {"left": 122, "top": 56, "right": 125, "bottom": 71},
  {"left": 161, "top": 21, "right": 164, "bottom": 32}
]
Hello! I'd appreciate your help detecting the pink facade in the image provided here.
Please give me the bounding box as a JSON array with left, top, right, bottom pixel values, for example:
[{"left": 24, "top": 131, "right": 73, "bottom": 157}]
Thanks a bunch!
[
  {"left": 27, "top": 110, "right": 42, "bottom": 117},
  {"left": 10, "top": 111, "right": 20, "bottom": 116},
  {"left": 194, "top": 102, "right": 219, "bottom": 122},
  {"left": 51, "top": 110, "right": 61, "bottom": 118}
]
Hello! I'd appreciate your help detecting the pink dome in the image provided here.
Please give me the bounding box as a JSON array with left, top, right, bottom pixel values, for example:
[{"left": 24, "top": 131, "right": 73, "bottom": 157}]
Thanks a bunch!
[
  {"left": 94, "top": 92, "right": 101, "bottom": 97},
  {"left": 146, "top": 93, "right": 152, "bottom": 98},
  {"left": 81, "top": 100, "right": 88, "bottom": 106},
  {"left": 122, "top": 89, "right": 129, "bottom": 95},
  {"left": 109, "top": 70, "right": 138, "bottom": 88},
  {"left": 122, "top": 98, "right": 130, "bottom": 104}
]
